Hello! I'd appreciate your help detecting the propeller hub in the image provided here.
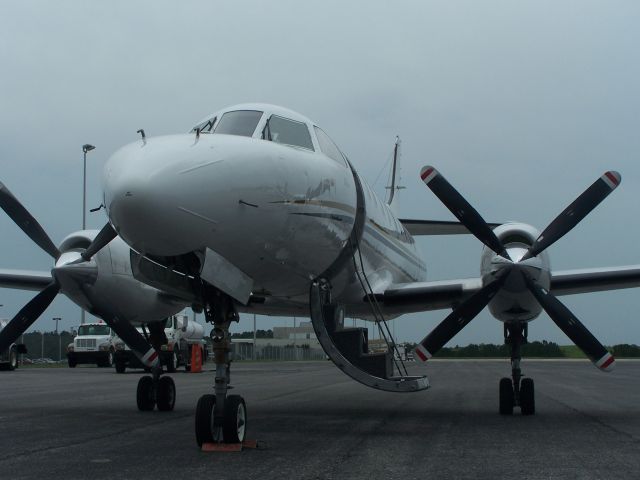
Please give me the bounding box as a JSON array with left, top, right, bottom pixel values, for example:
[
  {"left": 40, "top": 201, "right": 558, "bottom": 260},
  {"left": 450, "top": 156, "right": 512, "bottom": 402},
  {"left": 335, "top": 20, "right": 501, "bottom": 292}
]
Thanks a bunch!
[{"left": 52, "top": 254, "right": 98, "bottom": 311}]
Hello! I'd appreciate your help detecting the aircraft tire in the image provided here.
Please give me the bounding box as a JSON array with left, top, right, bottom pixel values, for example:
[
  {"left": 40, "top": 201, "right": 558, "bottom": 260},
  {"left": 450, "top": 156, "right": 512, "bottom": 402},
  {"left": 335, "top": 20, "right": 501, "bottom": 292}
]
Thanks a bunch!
[
  {"left": 115, "top": 360, "right": 126, "bottom": 374},
  {"left": 166, "top": 351, "right": 177, "bottom": 373},
  {"left": 9, "top": 347, "right": 18, "bottom": 370},
  {"left": 223, "top": 395, "right": 247, "bottom": 444},
  {"left": 520, "top": 378, "right": 535, "bottom": 415},
  {"left": 499, "top": 377, "right": 514, "bottom": 415},
  {"left": 195, "top": 394, "right": 216, "bottom": 447},
  {"left": 157, "top": 376, "right": 176, "bottom": 411},
  {"left": 137, "top": 376, "right": 155, "bottom": 411}
]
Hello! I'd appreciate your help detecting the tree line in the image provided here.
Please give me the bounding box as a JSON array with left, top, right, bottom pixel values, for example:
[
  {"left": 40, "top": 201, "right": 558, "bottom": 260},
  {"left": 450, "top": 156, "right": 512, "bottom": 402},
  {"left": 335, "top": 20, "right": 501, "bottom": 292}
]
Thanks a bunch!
[{"left": 403, "top": 340, "right": 640, "bottom": 358}]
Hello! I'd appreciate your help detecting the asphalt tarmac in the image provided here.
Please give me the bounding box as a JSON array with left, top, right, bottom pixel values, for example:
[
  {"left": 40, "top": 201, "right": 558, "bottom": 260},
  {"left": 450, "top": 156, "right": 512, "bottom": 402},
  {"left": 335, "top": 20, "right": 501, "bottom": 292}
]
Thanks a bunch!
[{"left": 1, "top": 359, "right": 639, "bottom": 480}]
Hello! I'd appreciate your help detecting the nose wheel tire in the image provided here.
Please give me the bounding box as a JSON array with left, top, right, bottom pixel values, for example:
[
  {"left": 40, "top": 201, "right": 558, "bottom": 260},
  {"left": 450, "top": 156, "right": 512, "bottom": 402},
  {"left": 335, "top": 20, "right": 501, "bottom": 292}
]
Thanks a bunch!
[
  {"left": 157, "top": 376, "right": 176, "bottom": 411},
  {"left": 137, "top": 376, "right": 156, "bottom": 411},
  {"left": 520, "top": 378, "right": 535, "bottom": 415},
  {"left": 499, "top": 377, "right": 514, "bottom": 415},
  {"left": 223, "top": 395, "right": 247, "bottom": 444},
  {"left": 195, "top": 394, "right": 247, "bottom": 446},
  {"left": 195, "top": 394, "right": 217, "bottom": 446}
]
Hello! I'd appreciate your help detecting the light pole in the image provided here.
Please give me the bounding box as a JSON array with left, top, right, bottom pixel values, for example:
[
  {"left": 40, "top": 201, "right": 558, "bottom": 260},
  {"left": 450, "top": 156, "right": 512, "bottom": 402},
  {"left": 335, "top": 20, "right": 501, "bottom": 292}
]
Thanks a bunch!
[
  {"left": 81, "top": 144, "right": 95, "bottom": 325},
  {"left": 53, "top": 317, "right": 61, "bottom": 362},
  {"left": 252, "top": 314, "right": 256, "bottom": 361},
  {"left": 82, "top": 144, "right": 95, "bottom": 231}
]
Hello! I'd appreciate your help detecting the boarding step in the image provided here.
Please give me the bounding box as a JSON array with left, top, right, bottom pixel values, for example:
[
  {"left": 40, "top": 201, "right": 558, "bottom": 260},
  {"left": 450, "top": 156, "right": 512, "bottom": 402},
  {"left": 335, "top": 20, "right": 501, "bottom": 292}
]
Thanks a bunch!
[
  {"left": 310, "top": 282, "right": 429, "bottom": 393},
  {"left": 329, "top": 327, "right": 393, "bottom": 379}
]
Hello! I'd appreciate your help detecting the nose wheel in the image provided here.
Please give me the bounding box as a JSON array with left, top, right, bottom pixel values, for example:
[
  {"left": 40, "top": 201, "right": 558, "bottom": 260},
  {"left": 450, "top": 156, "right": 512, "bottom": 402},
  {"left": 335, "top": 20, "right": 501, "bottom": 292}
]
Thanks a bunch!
[{"left": 195, "top": 393, "right": 247, "bottom": 445}]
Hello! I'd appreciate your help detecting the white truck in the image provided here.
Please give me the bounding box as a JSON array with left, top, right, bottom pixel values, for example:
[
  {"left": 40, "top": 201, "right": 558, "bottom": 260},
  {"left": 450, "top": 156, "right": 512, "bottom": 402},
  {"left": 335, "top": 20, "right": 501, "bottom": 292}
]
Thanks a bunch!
[
  {"left": 0, "top": 319, "right": 27, "bottom": 371},
  {"left": 113, "top": 314, "right": 207, "bottom": 373},
  {"left": 66, "top": 321, "right": 116, "bottom": 368}
]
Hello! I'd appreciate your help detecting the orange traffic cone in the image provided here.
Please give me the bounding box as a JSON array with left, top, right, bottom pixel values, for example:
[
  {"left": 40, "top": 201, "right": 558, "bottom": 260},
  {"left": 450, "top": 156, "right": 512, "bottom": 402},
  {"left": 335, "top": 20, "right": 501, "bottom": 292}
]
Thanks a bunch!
[{"left": 190, "top": 344, "right": 203, "bottom": 373}]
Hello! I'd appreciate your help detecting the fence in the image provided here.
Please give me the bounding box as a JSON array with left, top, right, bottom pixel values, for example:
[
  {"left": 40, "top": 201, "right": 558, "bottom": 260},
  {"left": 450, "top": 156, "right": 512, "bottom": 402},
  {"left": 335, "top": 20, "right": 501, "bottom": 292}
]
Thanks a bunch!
[{"left": 232, "top": 343, "right": 326, "bottom": 361}]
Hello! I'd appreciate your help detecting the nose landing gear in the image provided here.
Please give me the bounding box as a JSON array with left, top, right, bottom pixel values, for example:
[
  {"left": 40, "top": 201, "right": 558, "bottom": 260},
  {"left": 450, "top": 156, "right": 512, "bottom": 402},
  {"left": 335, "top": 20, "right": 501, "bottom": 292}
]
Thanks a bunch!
[
  {"left": 500, "top": 323, "right": 535, "bottom": 416},
  {"left": 195, "top": 291, "right": 247, "bottom": 447}
]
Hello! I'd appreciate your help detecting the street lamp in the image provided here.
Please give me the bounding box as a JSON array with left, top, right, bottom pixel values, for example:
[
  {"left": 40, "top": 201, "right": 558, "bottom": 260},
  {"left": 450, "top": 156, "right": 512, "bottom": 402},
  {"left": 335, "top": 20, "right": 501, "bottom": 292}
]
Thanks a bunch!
[
  {"left": 81, "top": 144, "right": 95, "bottom": 326},
  {"left": 82, "top": 144, "right": 95, "bottom": 230},
  {"left": 53, "top": 317, "right": 62, "bottom": 362}
]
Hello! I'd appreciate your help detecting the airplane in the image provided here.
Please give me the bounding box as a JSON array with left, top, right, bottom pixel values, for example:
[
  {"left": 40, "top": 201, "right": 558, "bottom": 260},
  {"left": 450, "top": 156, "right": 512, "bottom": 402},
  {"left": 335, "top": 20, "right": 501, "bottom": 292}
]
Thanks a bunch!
[{"left": 3, "top": 103, "right": 640, "bottom": 447}]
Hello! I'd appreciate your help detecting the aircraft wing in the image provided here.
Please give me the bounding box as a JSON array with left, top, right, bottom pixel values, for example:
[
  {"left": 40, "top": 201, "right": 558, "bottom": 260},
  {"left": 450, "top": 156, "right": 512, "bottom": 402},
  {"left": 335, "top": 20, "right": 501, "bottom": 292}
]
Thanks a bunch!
[
  {"left": 379, "top": 265, "right": 640, "bottom": 314},
  {"left": 550, "top": 265, "right": 640, "bottom": 296},
  {"left": 399, "top": 219, "right": 501, "bottom": 236},
  {"left": 378, "top": 278, "right": 482, "bottom": 314},
  {"left": 0, "top": 269, "right": 52, "bottom": 291}
]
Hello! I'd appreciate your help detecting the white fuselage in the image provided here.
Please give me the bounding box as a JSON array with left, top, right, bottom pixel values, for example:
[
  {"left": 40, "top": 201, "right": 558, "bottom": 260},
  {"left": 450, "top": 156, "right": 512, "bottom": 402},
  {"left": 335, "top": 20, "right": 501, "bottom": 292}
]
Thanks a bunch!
[{"left": 103, "top": 104, "right": 425, "bottom": 318}]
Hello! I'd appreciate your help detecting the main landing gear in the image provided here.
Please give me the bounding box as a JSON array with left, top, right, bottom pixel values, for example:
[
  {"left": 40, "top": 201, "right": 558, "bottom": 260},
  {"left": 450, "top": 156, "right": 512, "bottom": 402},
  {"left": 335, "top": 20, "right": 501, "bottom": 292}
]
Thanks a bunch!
[
  {"left": 195, "top": 291, "right": 247, "bottom": 446},
  {"left": 499, "top": 323, "right": 535, "bottom": 416},
  {"left": 136, "top": 322, "right": 176, "bottom": 412}
]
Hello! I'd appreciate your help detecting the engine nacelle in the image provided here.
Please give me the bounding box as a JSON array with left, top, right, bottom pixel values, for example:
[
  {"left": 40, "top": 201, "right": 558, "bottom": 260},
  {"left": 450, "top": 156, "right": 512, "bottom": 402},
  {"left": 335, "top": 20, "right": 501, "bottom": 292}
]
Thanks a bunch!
[
  {"left": 480, "top": 223, "right": 551, "bottom": 322},
  {"left": 53, "top": 230, "right": 188, "bottom": 326}
]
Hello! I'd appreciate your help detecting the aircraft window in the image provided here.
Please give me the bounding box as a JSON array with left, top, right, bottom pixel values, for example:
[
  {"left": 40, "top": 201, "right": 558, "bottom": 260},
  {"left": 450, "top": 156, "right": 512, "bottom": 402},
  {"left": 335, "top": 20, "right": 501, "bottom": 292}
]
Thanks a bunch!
[
  {"left": 190, "top": 116, "right": 216, "bottom": 134},
  {"left": 314, "top": 126, "right": 346, "bottom": 165},
  {"left": 214, "top": 110, "right": 263, "bottom": 137},
  {"left": 262, "top": 115, "right": 314, "bottom": 151}
]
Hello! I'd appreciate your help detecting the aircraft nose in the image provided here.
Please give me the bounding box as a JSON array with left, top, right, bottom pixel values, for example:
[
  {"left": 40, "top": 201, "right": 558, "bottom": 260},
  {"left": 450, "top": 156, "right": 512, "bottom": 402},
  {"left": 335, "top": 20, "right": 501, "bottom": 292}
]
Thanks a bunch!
[{"left": 103, "top": 135, "right": 223, "bottom": 256}]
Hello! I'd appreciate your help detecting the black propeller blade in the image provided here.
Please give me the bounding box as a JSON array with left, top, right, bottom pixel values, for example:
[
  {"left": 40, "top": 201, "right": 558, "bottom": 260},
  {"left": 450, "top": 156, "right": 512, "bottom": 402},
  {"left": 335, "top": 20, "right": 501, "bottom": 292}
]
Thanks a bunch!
[
  {"left": 414, "top": 272, "right": 508, "bottom": 362},
  {"left": 103, "top": 315, "right": 160, "bottom": 368},
  {"left": 80, "top": 222, "right": 117, "bottom": 261},
  {"left": 523, "top": 274, "right": 615, "bottom": 371},
  {"left": 420, "top": 166, "right": 509, "bottom": 259},
  {"left": 521, "top": 171, "right": 621, "bottom": 261},
  {"left": 0, "top": 282, "right": 60, "bottom": 353},
  {"left": 0, "top": 182, "right": 60, "bottom": 259}
]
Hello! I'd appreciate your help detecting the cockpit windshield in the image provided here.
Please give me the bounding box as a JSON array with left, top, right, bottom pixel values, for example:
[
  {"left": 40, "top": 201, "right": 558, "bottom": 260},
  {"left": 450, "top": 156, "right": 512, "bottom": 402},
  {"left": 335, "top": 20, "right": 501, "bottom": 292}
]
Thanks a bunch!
[
  {"left": 213, "top": 110, "right": 263, "bottom": 137},
  {"left": 262, "top": 115, "right": 314, "bottom": 151}
]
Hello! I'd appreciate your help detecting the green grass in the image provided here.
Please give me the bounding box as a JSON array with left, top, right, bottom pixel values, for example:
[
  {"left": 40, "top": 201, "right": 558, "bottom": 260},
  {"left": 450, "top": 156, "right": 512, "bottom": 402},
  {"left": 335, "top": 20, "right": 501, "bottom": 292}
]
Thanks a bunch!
[{"left": 559, "top": 345, "right": 587, "bottom": 358}]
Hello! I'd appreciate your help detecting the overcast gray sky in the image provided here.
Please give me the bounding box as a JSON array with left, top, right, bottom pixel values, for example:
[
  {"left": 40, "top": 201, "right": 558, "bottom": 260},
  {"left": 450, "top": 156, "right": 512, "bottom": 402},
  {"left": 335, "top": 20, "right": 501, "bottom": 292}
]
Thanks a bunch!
[{"left": 1, "top": 0, "right": 639, "bottom": 346}]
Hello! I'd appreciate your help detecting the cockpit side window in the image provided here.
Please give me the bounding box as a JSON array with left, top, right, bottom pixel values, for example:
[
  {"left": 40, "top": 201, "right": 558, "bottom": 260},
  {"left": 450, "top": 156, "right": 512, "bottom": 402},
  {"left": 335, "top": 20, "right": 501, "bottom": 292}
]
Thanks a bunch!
[
  {"left": 190, "top": 116, "right": 216, "bottom": 134},
  {"left": 314, "top": 126, "right": 347, "bottom": 166},
  {"left": 214, "top": 110, "right": 263, "bottom": 137},
  {"left": 262, "top": 115, "right": 314, "bottom": 151}
]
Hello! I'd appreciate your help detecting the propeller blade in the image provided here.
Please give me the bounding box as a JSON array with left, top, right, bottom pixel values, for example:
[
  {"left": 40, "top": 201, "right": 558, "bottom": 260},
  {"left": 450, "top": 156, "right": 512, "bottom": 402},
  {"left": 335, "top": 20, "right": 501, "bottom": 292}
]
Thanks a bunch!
[
  {"left": 0, "top": 182, "right": 60, "bottom": 259},
  {"left": 80, "top": 223, "right": 117, "bottom": 261},
  {"left": 522, "top": 171, "right": 621, "bottom": 260},
  {"left": 420, "top": 166, "right": 509, "bottom": 259},
  {"left": 102, "top": 315, "right": 160, "bottom": 368},
  {"left": 0, "top": 282, "right": 60, "bottom": 352},
  {"left": 524, "top": 274, "right": 615, "bottom": 371},
  {"left": 414, "top": 272, "right": 508, "bottom": 362}
]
